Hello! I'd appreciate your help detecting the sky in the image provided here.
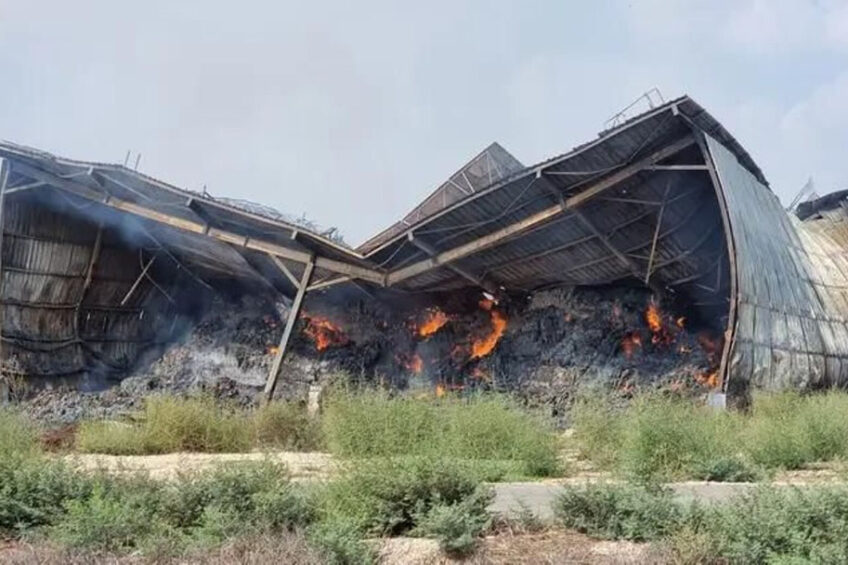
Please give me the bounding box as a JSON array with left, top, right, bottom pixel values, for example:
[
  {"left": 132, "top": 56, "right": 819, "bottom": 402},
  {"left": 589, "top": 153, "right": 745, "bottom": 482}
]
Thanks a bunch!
[{"left": 0, "top": 1, "right": 846, "bottom": 245}]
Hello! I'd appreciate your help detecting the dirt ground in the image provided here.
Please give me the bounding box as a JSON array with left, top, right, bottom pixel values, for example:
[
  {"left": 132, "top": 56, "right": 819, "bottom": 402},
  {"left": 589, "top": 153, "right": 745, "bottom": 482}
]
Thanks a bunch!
[
  {"left": 376, "top": 532, "right": 653, "bottom": 564},
  {"left": 63, "top": 451, "right": 336, "bottom": 480}
]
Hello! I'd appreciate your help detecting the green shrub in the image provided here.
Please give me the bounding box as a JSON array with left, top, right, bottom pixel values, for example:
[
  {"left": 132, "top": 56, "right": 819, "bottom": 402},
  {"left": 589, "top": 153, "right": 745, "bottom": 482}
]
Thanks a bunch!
[
  {"left": 0, "top": 409, "right": 39, "bottom": 457},
  {"left": 571, "top": 394, "right": 625, "bottom": 469},
  {"left": 143, "top": 396, "right": 253, "bottom": 453},
  {"left": 0, "top": 455, "right": 94, "bottom": 534},
  {"left": 308, "top": 518, "right": 374, "bottom": 565},
  {"left": 556, "top": 482, "right": 848, "bottom": 563},
  {"left": 703, "top": 486, "right": 848, "bottom": 564},
  {"left": 412, "top": 487, "right": 492, "bottom": 556},
  {"left": 76, "top": 396, "right": 253, "bottom": 455},
  {"left": 51, "top": 483, "right": 176, "bottom": 553},
  {"left": 690, "top": 456, "right": 760, "bottom": 483},
  {"left": 75, "top": 421, "right": 149, "bottom": 455},
  {"left": 254, "top": 401, "right": 322, "bottom": 451},
  {"left": 571, "top": 391, "right": 848, "bottom": 479},
  {"left": 619, "top": 396, "right": 737, "bottom": 481},
  {"left": 742, "top": 393, "right": 812, "bottom": 470},
  {"left": 322, "top": 392, "right": 561, "bottom": 477},
  {"left": 554, "top": 483, "right": 690, "bottom": 541}
]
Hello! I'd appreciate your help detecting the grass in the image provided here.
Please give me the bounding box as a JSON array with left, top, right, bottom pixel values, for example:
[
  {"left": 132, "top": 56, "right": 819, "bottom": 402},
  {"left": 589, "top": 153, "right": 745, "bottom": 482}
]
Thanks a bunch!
[
  {"left": 555, "top": 482, "right": 848, "bottom": 563},
  {"left": 76, "top": 396, "right": 322, "bottom": 455},
  {"left": 571, "top": 390, "right": 848, "bottom": 480},
  {"left": 321, "top": 391, "right": 561, "bottom": 477}
]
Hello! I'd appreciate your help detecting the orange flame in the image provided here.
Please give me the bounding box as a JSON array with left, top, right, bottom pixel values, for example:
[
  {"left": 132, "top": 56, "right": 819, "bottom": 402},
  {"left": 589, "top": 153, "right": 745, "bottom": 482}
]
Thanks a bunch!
[
  {"left": 696, "top": 370, "right": 720, "bottom": 389},
  {"left": 267, "top": 345, "right": 279, "bottom": 355},
  {"left": 435, "top": 383, "right": 446, "bottom": 398},
  {"left": 676, "top": 316, "right": 686, "bottom": 329},
  {"left": 398, "top": 353, "right": 423, "bottom": 374},
  {"left": 417, "top": 308, "right": 449, "bottom": 337},
  {"left": 621, "top": 331, "right": 642, "bottom": 358},
  {"left": 471, "top": 309, "right": 507, "bottom": 359},
  {"left": 302, "top": 315, "right": 348, "bottom": 351},
  {"left": 645, "top": 301, "right": 663, "bottom": 333}
]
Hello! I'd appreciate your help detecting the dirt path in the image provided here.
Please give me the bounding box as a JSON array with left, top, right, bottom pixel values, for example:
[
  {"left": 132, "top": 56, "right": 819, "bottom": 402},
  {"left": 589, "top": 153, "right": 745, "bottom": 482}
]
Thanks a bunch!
[{"left": 63, "top": 451, "right": 335, "bottom": 480}]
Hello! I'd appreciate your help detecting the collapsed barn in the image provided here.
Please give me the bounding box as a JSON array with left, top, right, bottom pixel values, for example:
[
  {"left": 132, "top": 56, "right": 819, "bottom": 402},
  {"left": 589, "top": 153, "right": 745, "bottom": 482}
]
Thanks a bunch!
[{"left": 1, "top": 94, "right": 846, "bottom": 412}]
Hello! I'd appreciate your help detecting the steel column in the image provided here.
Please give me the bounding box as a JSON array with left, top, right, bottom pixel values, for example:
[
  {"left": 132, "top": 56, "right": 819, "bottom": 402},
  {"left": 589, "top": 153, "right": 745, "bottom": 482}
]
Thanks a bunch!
[{"left": 264, "top": 259, "right": 314, "bottom": 402}]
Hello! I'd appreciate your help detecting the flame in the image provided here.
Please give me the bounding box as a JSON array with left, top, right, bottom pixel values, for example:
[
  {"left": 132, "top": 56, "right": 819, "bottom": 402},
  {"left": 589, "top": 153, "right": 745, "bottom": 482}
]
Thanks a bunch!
[
  {"left": 398, "top": 353, "right": 423, "bottom": 374},
  {"left": 267, "top": 345, "right": 279, "bottom": 356},
  {"left": 676, "top": 316, "right": 686, "bottom": 329},
  {"left": 302, "top": 315, "right": 348, "bottom": 351},
  {"left": 621, "top": 331, "right": 642, "bottom": 358},
  {"left": 417, "top": 307, "right": 449, "bottom": 337},
  {"left": 645, "top": 301, "right": 663, "bottom": 333},
  {"left": 696, "top": 370, "right": 720, "bottom": 389},
  {"left": 435, "top": 383, "right": 446, "bottom": 398},
  {"left": 471, "top": 309, "right": 507, "bottom": 359}
]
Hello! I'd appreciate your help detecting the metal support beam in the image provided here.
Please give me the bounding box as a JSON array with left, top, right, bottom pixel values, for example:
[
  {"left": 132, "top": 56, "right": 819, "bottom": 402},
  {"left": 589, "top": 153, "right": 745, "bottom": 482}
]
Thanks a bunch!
[
  {"left": 407, "top": 233, "right": 498, "bottom": 295},
  {"left": 644, "top": 181, "right": 672, "bottom": 284},
  {"left": 387, "top": 135, "right": 694, "bottom": 286},
  {"left": 573, "top": 208, "right": 665, "bottom": 297},
  {"left": 120, "top": 252, "right": 158, "bottom": 306},
  {"left": 74, "top": 225, "right": 103, "bottom": 337},
  {"left": 307, "top": 276, "right": 351, "bottom": 292},
  {"left": 9, "top": 161, "right": 386, "bottom": 286},
  {"left": 264, "top": 259, "right": 314, "bottom": 402},
  {"left": 645, "top": 164, "right": 708, "bottom": 171},
  {"left": 270, "top": 255, "right": 300, "bottom": 289}
]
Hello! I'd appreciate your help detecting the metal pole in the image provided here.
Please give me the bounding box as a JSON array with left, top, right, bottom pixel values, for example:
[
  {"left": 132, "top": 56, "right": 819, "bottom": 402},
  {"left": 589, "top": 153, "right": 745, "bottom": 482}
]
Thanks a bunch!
[{"left": 263, "top": 259, "right": 314, "bottom": 402}]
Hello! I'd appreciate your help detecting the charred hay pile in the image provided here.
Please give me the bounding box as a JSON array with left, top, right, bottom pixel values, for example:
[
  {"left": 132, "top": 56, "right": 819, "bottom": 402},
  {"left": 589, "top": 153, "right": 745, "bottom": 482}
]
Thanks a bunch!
[{"left": 23, "top": 285, "right": 721, "bottom": 425}]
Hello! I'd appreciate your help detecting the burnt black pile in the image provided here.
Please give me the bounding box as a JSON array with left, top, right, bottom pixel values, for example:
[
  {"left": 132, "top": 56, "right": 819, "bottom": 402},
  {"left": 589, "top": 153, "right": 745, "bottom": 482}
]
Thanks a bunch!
[{"left": 21, "top": 281, "right": 722, "bottom": 424}]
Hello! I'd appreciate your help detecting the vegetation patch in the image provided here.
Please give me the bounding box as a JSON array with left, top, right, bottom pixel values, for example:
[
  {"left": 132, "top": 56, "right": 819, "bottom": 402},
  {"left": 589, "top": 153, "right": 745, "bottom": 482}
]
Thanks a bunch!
[
  {"left": 75, "top": 396, "right": 322, "bottom": 455},
  {"left": 556, "top": 482, "right": 848, "bottom": 563},
  {"left": 322, "top": 392, "right": 561, "bottom": 477},
  {"left": 572, "top": 390, "right": 848, "bottom": 480}
]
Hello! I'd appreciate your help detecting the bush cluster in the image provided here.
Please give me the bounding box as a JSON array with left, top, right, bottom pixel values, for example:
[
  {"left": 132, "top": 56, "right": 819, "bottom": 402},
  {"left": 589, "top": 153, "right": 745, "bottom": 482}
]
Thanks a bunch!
[
  {"left": 76, "top": 396, "right": 322, "bottom": 455},
  {"left": 555, "top": 482, "right": 848, "bottom": 563},
  {"left": 322, "top": 391, "right": 561, "bottom": 477},
  {"left": 1, "top": 408, "right": 494, "bottom": 563},
  {"left": 572, "top": 390, "right": 848, "bottom": 480}
]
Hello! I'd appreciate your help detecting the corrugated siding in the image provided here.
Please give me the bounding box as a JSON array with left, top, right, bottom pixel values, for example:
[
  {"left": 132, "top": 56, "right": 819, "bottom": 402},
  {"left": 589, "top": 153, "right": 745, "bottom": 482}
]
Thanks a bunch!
[{"left": 707, "top": 135, "right": 835, "bottom": 393}]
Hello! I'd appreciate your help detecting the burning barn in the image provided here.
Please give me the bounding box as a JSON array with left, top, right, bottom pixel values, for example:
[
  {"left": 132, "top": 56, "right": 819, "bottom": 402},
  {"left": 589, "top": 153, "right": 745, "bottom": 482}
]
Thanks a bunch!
[{"left": 1, "top": 94, "right": 846, "bottom": 411}]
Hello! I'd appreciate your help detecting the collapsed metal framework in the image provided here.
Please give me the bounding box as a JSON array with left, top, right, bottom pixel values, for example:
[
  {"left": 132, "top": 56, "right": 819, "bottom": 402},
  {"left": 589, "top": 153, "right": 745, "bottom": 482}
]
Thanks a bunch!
[{"left": 2, "top": 94, "right": 842, "bottom": 403}]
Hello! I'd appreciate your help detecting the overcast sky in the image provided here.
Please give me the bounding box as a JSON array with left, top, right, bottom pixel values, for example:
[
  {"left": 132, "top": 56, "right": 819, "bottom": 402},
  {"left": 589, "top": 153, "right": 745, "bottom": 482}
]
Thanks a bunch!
[{"left": 0, "top": 1, "right": 846, "bottom": 245}]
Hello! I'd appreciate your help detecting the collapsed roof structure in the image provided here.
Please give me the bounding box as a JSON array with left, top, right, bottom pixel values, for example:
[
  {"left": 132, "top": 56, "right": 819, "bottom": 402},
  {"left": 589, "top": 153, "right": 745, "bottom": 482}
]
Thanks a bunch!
[{"left": 1, "top": 94, "right": 845, "bottom": 405}]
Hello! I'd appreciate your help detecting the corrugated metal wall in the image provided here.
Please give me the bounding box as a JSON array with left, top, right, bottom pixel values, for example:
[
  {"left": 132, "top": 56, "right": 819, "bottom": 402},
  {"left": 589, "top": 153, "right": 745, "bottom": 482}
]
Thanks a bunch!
[
  {"left": 1, "top": 198, "right": 175, "bottom": 388},
  {"left": 707, "top": 135, "right": 845, "bottom": 396}
]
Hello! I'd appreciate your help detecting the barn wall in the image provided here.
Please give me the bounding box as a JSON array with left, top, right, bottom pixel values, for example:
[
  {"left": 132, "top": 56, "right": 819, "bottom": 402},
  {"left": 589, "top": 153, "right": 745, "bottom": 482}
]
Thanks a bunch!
[
  {"left": 1, "top": 198, "right": 178, "bottom": 389},
  {"left": 706, "top": 135, "right": 847, "bottom": 396}
]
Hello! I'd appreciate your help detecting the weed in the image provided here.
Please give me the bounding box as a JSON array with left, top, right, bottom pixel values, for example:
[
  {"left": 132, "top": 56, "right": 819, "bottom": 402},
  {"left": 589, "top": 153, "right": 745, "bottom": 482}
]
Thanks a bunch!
[
  {"left": 690, "top": 456, "right": 760, "bottom": 483},
  {"left": 308, "top": 518, "right": 375, "bottom": 565},
  {"left": 412, "top": 487, "right": 492, "bottom": 556},
  {"left": 74, "top": 421, "right": 148, "bottom": 455},
  {"left": 0, "top": 456, "right": 93, "bottom": 534},
  {"left": 254, "top": 401, "right": 323, "bottom": 451},
  {"left": 322, "top": 392, "right": 561, "bottom": 477},
  {"left": 0, "top": 409, "right": 39, "bottom": 457},
  {"left": 76, "top": 396, "right": 253, "bottom": 455},
  {"left": 554, "top": 483, "right": 690, "bottom": 541}
]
